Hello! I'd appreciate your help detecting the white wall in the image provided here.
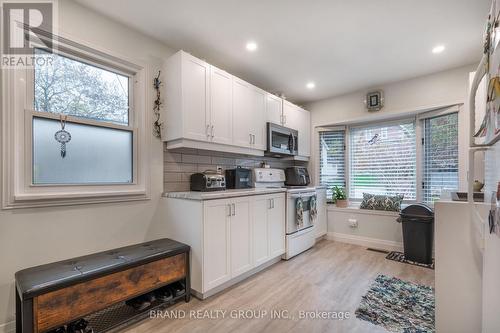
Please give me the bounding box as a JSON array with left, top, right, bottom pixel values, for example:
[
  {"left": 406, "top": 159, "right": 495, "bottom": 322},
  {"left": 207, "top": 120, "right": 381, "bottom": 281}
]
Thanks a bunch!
[
  {"left": 308, "top": 64, "right": 478, "bottom": 245},
  {"left": 0, "top": 1, "right": 175, "bottom": 331},
  {"left": 326, "top": 208, "right": 403, "bottom": 251}
]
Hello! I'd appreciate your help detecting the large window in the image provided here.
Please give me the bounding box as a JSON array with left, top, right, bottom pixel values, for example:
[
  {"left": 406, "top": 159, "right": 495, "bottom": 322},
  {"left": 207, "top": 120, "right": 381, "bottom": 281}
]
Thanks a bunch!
[
  {"left": 349, "top": 120, "right": 417, "bottom": 200},
  {"left": 319, "top": 130, "right": 345, "bottom": 198},
  {"left": 1, "top": 35, "right": 149, "bottom": 209},
  {"left": 32, "top": 49, "right": 134, "bottom": 185},
  {"left": 422, "top": 113, "right": 459, "bottom": 203},
  {"left": 317, "top": 109, "right": 460, "bottom": 205}
]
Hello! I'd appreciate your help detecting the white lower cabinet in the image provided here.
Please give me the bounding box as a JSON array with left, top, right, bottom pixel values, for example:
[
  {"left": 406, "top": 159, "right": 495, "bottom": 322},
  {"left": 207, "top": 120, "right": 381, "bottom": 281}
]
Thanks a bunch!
[
  {"left": 203, "top": 199, "right": 231, "bottom": 291},
  {"left": 315, "top": 188, "right": 327, "bottom": 238},
  {"left": 252, "top": 194, "right": 286, "bottom": 265},
  {"left": 268, "top": 194, "right": 286, "bottom": 256},
  {"left": 230, "top": 197, "right": 253, "bottom": 276},
  {"left": 171, "top": 192, "right": 285, "bottom": 296},
  {"left": 252, "top": 196, "right": 270, "bottom": 266}
]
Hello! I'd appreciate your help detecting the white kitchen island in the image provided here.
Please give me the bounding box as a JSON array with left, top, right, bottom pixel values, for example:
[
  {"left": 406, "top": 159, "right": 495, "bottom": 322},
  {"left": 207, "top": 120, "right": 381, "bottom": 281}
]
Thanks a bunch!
[{"left": 162, "top": 188, "right": 286, "bottom": 299}]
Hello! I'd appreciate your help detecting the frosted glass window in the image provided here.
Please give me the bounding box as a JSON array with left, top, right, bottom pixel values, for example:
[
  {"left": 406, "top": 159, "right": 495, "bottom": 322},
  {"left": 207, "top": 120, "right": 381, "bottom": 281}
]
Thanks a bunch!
[
  {"left": 34, "top": 48, "right": 129, "bottom": 125},
  {"left": 33, "top": 117, "right": 133, "bottom": 184}
]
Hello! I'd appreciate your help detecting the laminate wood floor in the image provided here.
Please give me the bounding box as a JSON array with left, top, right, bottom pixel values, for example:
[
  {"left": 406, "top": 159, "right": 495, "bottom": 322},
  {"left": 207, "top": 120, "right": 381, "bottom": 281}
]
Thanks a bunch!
[{"left": 122, "top": 240, "right": 434, "bottom": 333}]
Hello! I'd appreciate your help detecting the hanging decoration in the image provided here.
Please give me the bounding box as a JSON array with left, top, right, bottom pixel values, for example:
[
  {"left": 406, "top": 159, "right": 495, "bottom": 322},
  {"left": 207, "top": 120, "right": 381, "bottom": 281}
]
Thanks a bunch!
[
  {"left": 54, "top": 115, "right": 71, "bottom": 158},
  {"left": 368, "top": 133, "right": 380, "bottom": 145},
  {"left": 153, "top": 70, "right": 164, "bottom": 139}
]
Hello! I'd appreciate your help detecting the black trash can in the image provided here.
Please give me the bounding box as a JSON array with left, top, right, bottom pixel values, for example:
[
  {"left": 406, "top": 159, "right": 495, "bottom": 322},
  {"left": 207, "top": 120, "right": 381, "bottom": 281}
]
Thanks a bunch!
[{"left": 398, "top": 204, "right": 434, "bottom": 264}]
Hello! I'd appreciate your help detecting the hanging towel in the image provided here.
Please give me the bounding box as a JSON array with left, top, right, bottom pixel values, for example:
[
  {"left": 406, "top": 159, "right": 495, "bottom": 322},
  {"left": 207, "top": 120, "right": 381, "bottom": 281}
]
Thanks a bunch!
[
  {"left": 296, "top": 197, "right": 304, "bottom": 228},
  {"left": 309, "top": 195, "right": 317, "bottom": 222}
]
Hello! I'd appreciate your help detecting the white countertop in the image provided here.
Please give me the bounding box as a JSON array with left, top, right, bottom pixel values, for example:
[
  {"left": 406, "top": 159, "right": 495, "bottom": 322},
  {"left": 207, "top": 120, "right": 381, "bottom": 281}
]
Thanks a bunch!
[{"left": 163, "top": 187, "right": 287, "bottom": 201}]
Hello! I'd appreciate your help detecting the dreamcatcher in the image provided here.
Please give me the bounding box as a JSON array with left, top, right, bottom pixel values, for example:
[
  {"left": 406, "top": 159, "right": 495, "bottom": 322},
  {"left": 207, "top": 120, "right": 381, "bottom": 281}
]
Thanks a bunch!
[{"left": 54, "top": 115, "right": 71, "bottom": 158}]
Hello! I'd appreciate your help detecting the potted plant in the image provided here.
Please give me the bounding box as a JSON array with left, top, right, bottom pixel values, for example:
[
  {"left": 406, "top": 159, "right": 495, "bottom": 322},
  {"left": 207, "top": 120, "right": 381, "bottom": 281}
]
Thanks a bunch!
[{"left": 332, "top": 186, "right": 348, "bottom": 208}]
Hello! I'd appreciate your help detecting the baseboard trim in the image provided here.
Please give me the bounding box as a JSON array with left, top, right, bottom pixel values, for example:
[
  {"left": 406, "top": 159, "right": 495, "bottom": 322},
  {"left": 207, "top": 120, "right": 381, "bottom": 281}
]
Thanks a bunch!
[
  {"left": 326, "top": 232, "right": 403, "bottom": 252},
  {"left": 192, "top": 255, "right": 282, "bottom": 300},
  {"left": 0, "top": 320, "right": 15, "bottom": 333}
]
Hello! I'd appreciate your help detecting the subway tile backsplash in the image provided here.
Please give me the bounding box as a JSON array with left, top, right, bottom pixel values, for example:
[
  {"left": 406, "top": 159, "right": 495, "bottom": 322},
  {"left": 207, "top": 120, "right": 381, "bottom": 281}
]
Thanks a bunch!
[{"left": 163, "top": 145, "right": 305, "bottom": 192}]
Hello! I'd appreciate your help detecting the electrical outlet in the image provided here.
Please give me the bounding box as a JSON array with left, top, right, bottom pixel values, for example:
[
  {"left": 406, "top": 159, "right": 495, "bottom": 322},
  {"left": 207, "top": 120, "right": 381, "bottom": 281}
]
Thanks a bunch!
[
  {"left": 348, "top": 218, "right": 358, "bottom": 228},
  {"left": 217, "top": 166, "right": 223, "bottom": 174}
]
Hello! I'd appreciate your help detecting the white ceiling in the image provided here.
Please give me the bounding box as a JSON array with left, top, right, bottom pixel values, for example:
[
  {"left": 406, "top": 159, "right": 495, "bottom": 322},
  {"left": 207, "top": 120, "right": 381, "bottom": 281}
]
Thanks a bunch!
[{"left": 76, "top": 0, "right": 490, "bottom": 104}]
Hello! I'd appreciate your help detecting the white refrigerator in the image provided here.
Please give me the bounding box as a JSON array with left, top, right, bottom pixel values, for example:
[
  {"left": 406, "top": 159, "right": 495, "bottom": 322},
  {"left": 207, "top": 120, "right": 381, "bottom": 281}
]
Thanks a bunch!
[{"left": 468, "top": 0, "right": 500, "bottom": 332}]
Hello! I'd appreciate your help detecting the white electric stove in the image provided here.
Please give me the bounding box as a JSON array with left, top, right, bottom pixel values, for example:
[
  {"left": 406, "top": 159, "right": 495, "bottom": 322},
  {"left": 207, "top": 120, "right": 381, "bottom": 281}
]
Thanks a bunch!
[{"left": 253, "top": 168, "right": 317, "bottom": 259}]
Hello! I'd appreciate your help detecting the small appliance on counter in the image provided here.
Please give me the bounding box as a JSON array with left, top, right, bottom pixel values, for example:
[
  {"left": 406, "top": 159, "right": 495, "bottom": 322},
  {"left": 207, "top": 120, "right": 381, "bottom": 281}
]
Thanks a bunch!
[
  {"left": 190, "top": 171, "right": 226, "bottom": 192},
  {"left": 225, "top": 167, "right": 252, "bottom": 189},
  {"left": 284, "top": 166, "right": 310, "bottom": 186}
]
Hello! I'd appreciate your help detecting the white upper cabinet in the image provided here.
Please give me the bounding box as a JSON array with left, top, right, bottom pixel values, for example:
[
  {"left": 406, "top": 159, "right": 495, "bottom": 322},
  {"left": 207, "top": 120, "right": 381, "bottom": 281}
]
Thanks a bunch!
[
  {"left": 164, "top": 51, "right": 210, "bottom": 142},
  {"left": 282, "top": 100, "right": 298, "bottom": 129},
  {"left": 250, "top": 87, "right": 266, "bottom": 150},
  {"left": 281, "top": 101, "right": 310, "bottom": 157},
  {"left": 232, "top": 79, "right": 266, "bottom": 150},
  {"left": 297, "top": 107, "right": 311, "bottom": 157},
  {"left": 232, "top": 77, "right": 254, "bottom": 148},
  {"left": 210, "top": 66, "right": 233, "bottom": 145},
  {"left": 162, "top": 50, "right": 310, "bottom": 157},
  {"left": 266, "top": 93, "right": 283, "bottom": 125}
]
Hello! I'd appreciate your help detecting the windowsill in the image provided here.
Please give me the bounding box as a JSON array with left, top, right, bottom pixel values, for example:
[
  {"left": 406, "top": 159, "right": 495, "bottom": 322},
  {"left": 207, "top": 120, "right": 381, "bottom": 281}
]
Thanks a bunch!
[{"left": 326, "top": 203, "right": 400, "bottom": 217}]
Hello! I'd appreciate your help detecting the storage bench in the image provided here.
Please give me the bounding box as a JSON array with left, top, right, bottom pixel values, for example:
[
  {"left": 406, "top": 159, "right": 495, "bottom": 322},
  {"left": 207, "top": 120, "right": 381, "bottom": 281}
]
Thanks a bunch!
[{"left": 15, "top": 238, "right": 190, "bottom": 333}]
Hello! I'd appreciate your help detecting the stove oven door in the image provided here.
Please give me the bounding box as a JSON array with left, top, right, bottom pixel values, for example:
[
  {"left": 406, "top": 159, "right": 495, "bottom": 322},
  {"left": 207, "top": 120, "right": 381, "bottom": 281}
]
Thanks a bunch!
[{"left": 286, "top": 192, "right": 316, "bottom": 234}]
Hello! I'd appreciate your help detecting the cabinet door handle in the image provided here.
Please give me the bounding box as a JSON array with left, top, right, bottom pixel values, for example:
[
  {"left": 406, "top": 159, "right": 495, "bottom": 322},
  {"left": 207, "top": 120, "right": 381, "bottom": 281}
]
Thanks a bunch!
[
  {"left": 232, "top": 203, "right": 235, "bottom": 216},
  {"left": 249, "top": 134, "right": 252, "bottom": 144},
  {"left": 227, "top": 204, "right": 232, "bottom": 217},
  {"left": 211, "top": 125, "right": 214, "bottom": 138},
  {"left": 268, "top": 199, "right": 272, "bottom": 209},
  {"left": 252, "top": 134, "right": 255, "bottom": 144},
  {"left": 206, "top": 124, "right": 210, "bottom": 138}
]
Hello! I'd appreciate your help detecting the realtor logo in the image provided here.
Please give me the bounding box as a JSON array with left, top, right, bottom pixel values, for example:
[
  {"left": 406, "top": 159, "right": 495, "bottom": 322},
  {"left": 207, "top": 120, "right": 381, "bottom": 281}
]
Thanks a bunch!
[{"left": 2, "top": 1, "right": 55, "bottom": 67}]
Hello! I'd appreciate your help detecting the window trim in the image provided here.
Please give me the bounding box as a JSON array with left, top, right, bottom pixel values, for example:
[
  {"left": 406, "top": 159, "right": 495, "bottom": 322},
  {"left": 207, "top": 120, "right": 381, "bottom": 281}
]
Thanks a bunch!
[{"left": 1, "top": 31, "right": 151, "bottom": 209}]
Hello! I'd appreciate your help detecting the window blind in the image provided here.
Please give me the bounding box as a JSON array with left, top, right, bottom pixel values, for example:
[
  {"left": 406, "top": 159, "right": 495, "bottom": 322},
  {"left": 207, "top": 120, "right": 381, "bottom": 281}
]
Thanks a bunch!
[
  {"left": 423, "top": 112, "right": 459, "bottom": 203},
  {"left": 349, "top": 120, "right": 416, "bottom": 200},
  {"left": 319, "top": 130, "right": 345, "bottom": 199}
]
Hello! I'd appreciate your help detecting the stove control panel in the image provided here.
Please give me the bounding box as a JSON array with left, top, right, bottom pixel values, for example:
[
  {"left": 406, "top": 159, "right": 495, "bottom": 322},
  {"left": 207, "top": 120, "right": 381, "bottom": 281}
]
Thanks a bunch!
[{"left": 253, "top": 168, "right": 286, "bottom": 183}]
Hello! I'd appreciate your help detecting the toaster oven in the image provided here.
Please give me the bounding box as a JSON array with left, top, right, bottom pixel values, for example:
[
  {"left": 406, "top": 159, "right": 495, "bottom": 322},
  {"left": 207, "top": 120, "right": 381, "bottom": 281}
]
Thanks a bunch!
[{"left": 190, "top": 171, "right": 226, "bottom": 191}]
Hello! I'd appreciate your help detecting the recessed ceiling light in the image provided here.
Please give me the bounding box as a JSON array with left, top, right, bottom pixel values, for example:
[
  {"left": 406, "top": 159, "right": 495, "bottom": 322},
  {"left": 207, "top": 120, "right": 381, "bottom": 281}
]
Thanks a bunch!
[
  {"left": 432, "top": 45, "right": 445, "bottom": 54},
  {"left": 306, "top": 82, "right": 316, "bottom": 89},
  {"left": 246, "top": 41, "right": 258, "bottom": 52}
]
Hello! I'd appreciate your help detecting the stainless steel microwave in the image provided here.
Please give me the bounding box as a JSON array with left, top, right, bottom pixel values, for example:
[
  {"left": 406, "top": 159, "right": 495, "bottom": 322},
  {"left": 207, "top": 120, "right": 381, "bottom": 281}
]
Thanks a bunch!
[{"left": 266, "top": 123, "right": 298, "bottom": 156}]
